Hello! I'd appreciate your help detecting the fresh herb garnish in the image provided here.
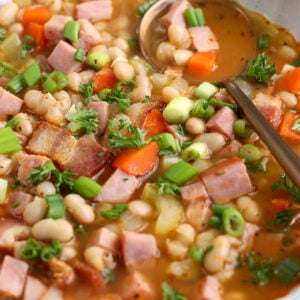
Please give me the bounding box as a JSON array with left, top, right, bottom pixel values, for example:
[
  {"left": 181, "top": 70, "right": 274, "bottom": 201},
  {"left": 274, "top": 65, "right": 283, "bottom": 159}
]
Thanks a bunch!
[
  {"left": 19, "top": 35, "right": 36, "bottom": 59},
  {"left": 142, "top": 95, "right": 151, "bottom": 103},
  {"left": 101, "top": 204, "right": 128, "bottom": 219},
  {"left": 245, "top": 156, "right": 268, "bottom": 173},
  {"left": 243, "top": 52, "right": 276, "bottom": 84},
  {"left": 102, "top": 269, "right": 115, "bottom": 283},
  {"left": 66, "top": 106, "right": 99, "bottom": 136},
  {"left": 79, "top": 81, "right": 94, "bottom": 104},
  {"left": 276, "top": 257, "right": 300, "bottom": 284},
  {"left": 108, "top": 118, "right": 149, "bottom": 149},
  {"left": 155, "top": 176, "right": 181, "bottom": 195},
  {"left": 177, "top": 124, "right": 186, "bottom": 137},
  {"left": 276, "top": 208, "right": 300, "bottom": 226},
  {"left": 189, "top": 244, "right": 213, "bottom": 264},
  {"left": 161, "top": 282, "right": 187, "bottom": 300}
]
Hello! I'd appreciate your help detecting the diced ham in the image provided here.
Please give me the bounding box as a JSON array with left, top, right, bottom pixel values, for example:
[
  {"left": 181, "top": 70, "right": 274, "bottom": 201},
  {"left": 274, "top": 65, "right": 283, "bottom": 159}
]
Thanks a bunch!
[
  {"left": 94, "top": 168, "right": 140, "bottom": 203},
  {"left": 253, "top": 92, "right": 282, "bottom": 128},
  {"left": 188, "top": 26, "right": 219, "bottom": 52},
  {"left": 120, "top": 231, "right": 158, "bottom": 269},
  {"left": 0, "top": 255, "right": 28, "bottom": 298},
  {"left": 195, "top": 275, "right": 223, "bottom": 300},
  {"left": 23, "top": 276, "right": 47, "bottom": 300},
  {"left": 76, "top": 0, "right": 113, "bottom": 22},
  {"left": 160, "top": 0, "right": 192, "bottom": 27},
  {"left": 206, "top": 106, "right": 237, "bottom": 139},
  {"left": 122, "top": 271, "right": 153, "bottom": 300},
  {"left": 0, "top": 87, "right": 23, "bottom": 115},
  {"left": 47, "top": 40, "right": 82, "bottom": 74},
  {"left": 181, "top": 181, "right": 209, "bottom": 203},
  {"left": 213, "top": 139, "right": 242, "bottom": 159},
  {"left": 17, "top": 154, "right": 49, "bottom": 185},
  {"left": 87, "top": 227, "right": 119, "bottom": 254},
  {"left": 73, "top": 19, "right": 102, "bottom": 51},
  {"left": 238, "top": 222, "right": 260, "bottom": 254},
  {"left": 7, "top": 191, "right": 33, "bottom": 219},
  {"left": 41, "top": 287, "right": 64, "bottom": 300},
  {"left": 87, "top": 101, "right": 109, "bottom": 135},
  {"left": 44, "top": 15, "right": 72, "bottom": 47},
  {"left": 200, "top": 157, "right": 253, "bottom": 203},
  {"left": 186, "top": 201, "right": 212, "bottom": 232}
]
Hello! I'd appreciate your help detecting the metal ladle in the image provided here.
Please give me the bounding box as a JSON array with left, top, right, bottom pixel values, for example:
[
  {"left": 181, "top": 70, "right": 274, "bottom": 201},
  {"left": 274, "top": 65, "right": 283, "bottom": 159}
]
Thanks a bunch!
[{"left": 139, "top": 0, "right": 300, "bottom": 188}]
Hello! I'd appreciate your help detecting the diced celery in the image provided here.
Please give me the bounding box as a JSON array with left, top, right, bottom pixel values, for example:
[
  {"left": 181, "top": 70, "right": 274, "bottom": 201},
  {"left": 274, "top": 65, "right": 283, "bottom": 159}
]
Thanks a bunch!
[
  {"left": 194, "top": 82, "right": 218, "bottom": 99},
  {"left": 0, "top": 179, "right": 8, "bottom": 204},
  {"left": 0, "top": 33, "right": 23, "bottom": 66},
  {"left": 181, "top": 142, "right": 210, "bottom": 162}
]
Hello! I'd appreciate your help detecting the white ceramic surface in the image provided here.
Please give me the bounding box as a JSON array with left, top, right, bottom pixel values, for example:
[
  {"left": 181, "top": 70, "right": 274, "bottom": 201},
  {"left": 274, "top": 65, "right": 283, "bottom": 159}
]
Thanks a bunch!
[{"left": 238, "top": 0, "right": 300, "bottom": 41}]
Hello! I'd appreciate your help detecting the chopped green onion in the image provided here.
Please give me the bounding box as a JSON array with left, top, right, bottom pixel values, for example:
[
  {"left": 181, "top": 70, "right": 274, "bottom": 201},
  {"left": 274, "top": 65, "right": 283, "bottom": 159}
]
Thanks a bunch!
[
  {"left": 19, "top": 238, "right": 41, "bottom": 260},
  {"left": 85, "top": 50, "right": 110, "bottom": 70},
  {"left": 208, "top": 215, "right": 222, "bottom": 228},
  {"left": 161, "top": 282, "right": 187, "bottom": 300},
  {"left": 211, "top": 203, "right": 227, "bottom": 216},
  {"left": 40, "top": 240, "right": 63, "bottom": 262},
  {"left": 163, "top": 96, "right": 194, "bottom": 124},
  {"left": 0, "top": 127, "right": 22, "bottom": 154},
  {"left": 185, "top": 8, "right": 205, "bottom": 27},
  {"left": 63, "top": 20, "right": 80, "bottom": 42},
  {"left": 19, "top": 34, "right": 36, "bottom": 59},
  {"left": 181, "top": 142, "right": 209, "bottom": 162},
  {"left": 74, "top": 47, "right": 86, "bottom": 62},
  {"left": 135, "top": 0, "right": 157, "bottom": 17},
  {"left": 191, "top": 99, "right": 215, "bottom": 120},
  {"left": 246, "top": 156, "right": 268, "bottom": 173},
  {"left": 73, "top": 176, "right": 102, "bottom": 198},
  {"left": 153, "top": 133, "right": 181, "bottom": 155},
  {"left": 101, "top": 204, "right": 128, "bottom": 219},
  {"left": 233, "top": 119, "right": 253, "bottom": 138},
  {"left": 0, "top": 178, "right": 8, "bottom": 204},
  {"left": 43, "top": 70, "right": 68, "bottom": 93},
  {"left": 222, "top": 207, "right": 245, "bottom": 237},
  {"left": 258, "top": 34, "right": 270, "bottom": 49},
  {"left": 163, "top": 160, "right": 199, "bottom": 185},
  {"left": 23, "top": 62, "right": 42, "bottom": 88},
  {"left": 210, "top": 97, "right": 240, "bottom": 113},
  {"left": 5, "top": 117, "right": 20, "bottom": 129},
  {"left": 46, "top": 194, "right": 65, "bottom": 219},
  {"left": 239, "top": 144, "right": 261, "bottom": 163},
  {"left": 6, "top": 74, "right": 26, "bottom": 93},
  {"left": 194, "top": 82, "right": 218, "bottom": 99},
  {"left": 0, "top": 62, "right": 16, "bottom": 78}
]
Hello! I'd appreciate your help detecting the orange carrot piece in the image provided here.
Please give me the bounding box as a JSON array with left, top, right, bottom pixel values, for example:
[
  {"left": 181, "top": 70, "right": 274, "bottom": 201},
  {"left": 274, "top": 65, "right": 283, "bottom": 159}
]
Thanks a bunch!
[
  {"left": 187, "top": 51, "right": 217, "bottom": 75},
  {"left": 25, "top": 22, "right": 45, "bottom": 52},
  {"left": 271, "top": 199, "right": 290, "bottom": 215},
  {"left": 142, "top": 108, "right": 167, "bottom": 138},
  {"left": 112, "top": 141, "right": 159, "bottom": 176},
  {"left": 93, "top": 66, "right": 117, "bottom": 93},
  {"left": 279, "top": 110, "right": 300, "bottom": 143},
  {"left": 275, "top": 67, "right": 300, "bottom": 93},
  {"left": 22, "top": 7, "right": 53, "bottom": 26}
]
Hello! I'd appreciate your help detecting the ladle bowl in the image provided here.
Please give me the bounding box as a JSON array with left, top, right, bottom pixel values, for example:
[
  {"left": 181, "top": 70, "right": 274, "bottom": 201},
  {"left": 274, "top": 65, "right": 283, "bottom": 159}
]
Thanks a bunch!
[{"left": 138, "top": 0, "right": 300, "bottom": 188}]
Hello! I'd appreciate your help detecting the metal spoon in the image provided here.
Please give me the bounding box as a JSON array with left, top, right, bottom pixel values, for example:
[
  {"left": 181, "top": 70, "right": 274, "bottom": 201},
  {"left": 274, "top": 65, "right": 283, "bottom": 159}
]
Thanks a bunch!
[{"left": 139, "top": 0, "right": 300, "bottom": 188}]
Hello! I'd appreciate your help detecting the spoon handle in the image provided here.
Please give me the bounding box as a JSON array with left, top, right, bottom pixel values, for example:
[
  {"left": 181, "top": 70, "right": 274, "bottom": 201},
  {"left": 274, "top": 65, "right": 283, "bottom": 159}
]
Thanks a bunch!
[{"left": 224, "top": 80, "right": 300, "bottom": 188}]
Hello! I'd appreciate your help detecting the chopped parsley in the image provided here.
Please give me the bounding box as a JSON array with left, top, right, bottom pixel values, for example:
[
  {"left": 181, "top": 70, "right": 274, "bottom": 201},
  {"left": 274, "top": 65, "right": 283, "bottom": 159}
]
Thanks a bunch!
[
  {"left": 189, "top": 244, "right": 213, "bottom": 264},
  {"left": 155, "top": 176, "right": 181, "bottom": 195},
  {"left": 19, "top": 35, "right": 36, "bottom": 59},
  {"left": 161, "top": 282, "right": 187, "bottom": 300},
  {"left": 79, "top": 81, "right": 94, "bottom": 104},
  {"left": 276, "top": 257, "right": 300, "bottom": 284},
  {"left": 276, "top": 208, "right": 300, "bottom": 226},
  {"left": 101, "top": 204, "right": 128, "bottom": 219}
]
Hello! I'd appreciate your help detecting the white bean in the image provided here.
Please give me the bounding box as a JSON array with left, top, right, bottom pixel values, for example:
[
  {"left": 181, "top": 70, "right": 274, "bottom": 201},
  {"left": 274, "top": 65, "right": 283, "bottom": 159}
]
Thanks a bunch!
[
  {"left": 84, "top": 246, "right": 115, "bottom": 271},
  {"left": 277, "top": 45, "right": 298, "bottom": 61},
  {"left": 0, "top": 2, "right": 18, "bottom": 26},
  {"left": 40, "top": 93, "right": 57, "bottom": 115},
  {"left": 195, "top": 230, "right": 219, "bottom": 250},
  {"left": 101, "top": 31, "right": 113, "bottom": 44},
  {"left": 0, "top": 155, "right": 12, "bottom": 175},
  {"left": 64, "top": 194, "right": 95, "bottom": 224},
  {"left": 113, "top": 61, "right": 135, "bottom": 81},
  {"left": 45, "top": 104, "right": 64, "bottom": 125},
  {"left": 54, "top": 90, "right": 72, "bottom": 114},
  {"left": 129, "top": 87, "right": 151, "bottom": 103},
  {"left": 173, "top": 49, "right": 193, "bottom": 66},
  {"left": 67, "top": 72, "right": 81, "bottom": 92},
  {"left": 168, "top": 25, "right": 192, "bottom": 49},
  {"left": 194, "top": 132, "right": 226, "bottom": 153},
  {"left": 24, "top": 90, "right": 43, "bottom": 112},
  {"left": 0, "top": 225, "right": 31, "bottom": 249},
  {"left": 277, "top": 91, "right": 298, "bottom": 108},
  {"left": 175, "top": 223, "right": 196, "bottom": 246},
  {"left": 204, "top": 235, "right": 231, "bottom": 273},
  {"left": 79, "top": 69, "right": 95, "bottom": 84},
  {"left": 32, "top": 219, "right": 74, "bottom": 243},
  {"left": 14, "top": 113, "right": 33, "bottom": 136},
  {"left": 167, "top": 259, "right": 200, "bottom": 280},
  {"left": 236, "top": 196, "right": 261, "bottom": 223},
  {"left": 108, "top": 46, "right": 127, "bottom": 60},
  {"left": 112, "top": 37, "right": 130, "bottom": 53},
  {"left": 60, "top": 246, "right": 77, "bottom": 261},
  {"left": 128, "top": 200, "right": 153, "bottom": 219},
  {"left": 156, "top": 42, "right": 176, "bottom": 64},
  {"left": 185, "top": 117, "right": 205, "bottom": 135},
  {"left": 36, "top": 181, "right": 56, "bottom": 198},
  {"left": 23, "top": 196, "right": 48, "bottom": 225},
  {"left": 166, "top": 239, "right": 189, "bottom": 260},
  {"left": 8, "top": 22, "right": 23, "bottom": 35},
  {"left": 135, "top": 75, "right": 152, "bottom": 89},
  {"left": 162, "top": 86, "right": 180, "bottom": 103},
  {"left": 89, "top": 44, "right": 108, "bottom": 55}
]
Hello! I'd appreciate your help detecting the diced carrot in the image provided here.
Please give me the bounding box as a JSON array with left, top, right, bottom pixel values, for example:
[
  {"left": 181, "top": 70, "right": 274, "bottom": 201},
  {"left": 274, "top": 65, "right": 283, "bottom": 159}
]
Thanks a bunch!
[
  {"left": 279, "top": 110, "right": 300, "bottom": 143},
  {"left": 275, "top": 67, "right": 300, "bottom": 93},
  {"left": 22, "top": 6, "right": 53, "bottom": 26},
  {"left": 93, "top": 66, "right": 117, "bottom": 93},
  {"left": 142, "top": 108, "right": 167, "bottom": 138},
  {"left": 271, "top": 198, "right": 290, "bottom": 215},
  {"left": 25, "top": 22, "right": 45, "bottom": 52},
  {"left": 112, "top": 141, "right": 159, "bottom": 176},
  {"left": 187, "top": 51, "right": 217, "bottom": 75}
]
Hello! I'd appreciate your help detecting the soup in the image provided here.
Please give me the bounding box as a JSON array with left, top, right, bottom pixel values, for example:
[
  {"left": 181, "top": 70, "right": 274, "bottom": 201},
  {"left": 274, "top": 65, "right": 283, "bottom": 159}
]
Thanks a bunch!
[{"left": 0, "top": 0, "right": 300, "bottom": 299}]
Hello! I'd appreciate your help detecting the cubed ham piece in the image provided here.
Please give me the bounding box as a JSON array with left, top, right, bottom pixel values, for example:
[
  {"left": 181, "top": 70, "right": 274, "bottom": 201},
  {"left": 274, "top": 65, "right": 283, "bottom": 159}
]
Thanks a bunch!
[
  {"left": 160, "top": 0, "right": 192, "bottom": 27},
  {"left": 181, "top": 181, "right": 209, "bottom": 203},
  {"left": 7, "top": 191, "right": 33, "bottom": 219},
  {"left": 188, "top": 26, "right": 220, "bottom": 52},
  {"left": 238, "top": 222, "right": 260, "bottom": 254},
  {"left": 47, "top": 40, "right": 82, "bottom": 74},
  {"left": 195, "top": 275, "right": 223, "bottom": 300},
  {"left": 94, "top": 168, "right": 140, "bottom": 203},
  {"left": 73, "top": 19, "right": 102, "bottom": 51},
  {"left": 0, "top": 255, "right": 29, "bottom": 298},
  {"left": 122, "top": 271, "right": 153, "bottom": 300},
  {"left": 186, "top": 201, "right": 212, "bottom": 232},
  {"left": 87, "top": 227, "right": 119, "bottom": 254},
  {"left": 87, "top": 101, "right": 109, "bottom": 135},
  {"left": 44, "top": 15, "right": 72, "bottom": 47},
  {"left": 206, "top": 106, "right": 237, "bottom": 139},
  {"left": 0, "top": 87, "right": 23, "bottom": 115},
  {"left": 120, "top": 231, "right": 158, "bottom": 269},
  {"left": 23, "top": 276, "right": 47, "bottom": 300},
  {"left": 76, "top": 0, "right": 113, "bottom": 22},
  {"left": 253, "top": 92, "right": 282, "bottom": 128},
  {"left": 213, "top": 139, "right": 242, "bottom": 160},
  {"left": 200, "top": 157, "right": 253, "bottom": 203},
  {"left": 17, "top": 154, "right": 49, "bottom": 185}
]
